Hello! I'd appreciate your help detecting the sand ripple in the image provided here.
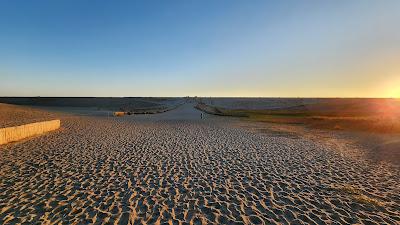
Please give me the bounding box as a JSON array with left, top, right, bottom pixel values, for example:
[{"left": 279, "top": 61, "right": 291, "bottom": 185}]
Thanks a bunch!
[{"left": 0, "top": 114, "right": 399, "bottom": 224}]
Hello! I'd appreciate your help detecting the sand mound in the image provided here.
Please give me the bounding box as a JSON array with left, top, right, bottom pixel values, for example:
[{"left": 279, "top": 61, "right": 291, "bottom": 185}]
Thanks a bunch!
[{"left": 0, "top": 103, "right": 58, "bottom": 128}]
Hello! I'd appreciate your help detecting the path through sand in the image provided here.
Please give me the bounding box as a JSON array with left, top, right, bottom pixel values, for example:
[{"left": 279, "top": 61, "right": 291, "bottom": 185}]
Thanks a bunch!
[{"left": 0, "top": 103, "right": 399, "bottom": 224}]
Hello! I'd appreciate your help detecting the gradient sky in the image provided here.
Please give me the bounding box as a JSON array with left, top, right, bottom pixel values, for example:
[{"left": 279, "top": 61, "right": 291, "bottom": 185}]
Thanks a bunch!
[{"left": 1, "top": 0, "right": 399, "bottom": 97}]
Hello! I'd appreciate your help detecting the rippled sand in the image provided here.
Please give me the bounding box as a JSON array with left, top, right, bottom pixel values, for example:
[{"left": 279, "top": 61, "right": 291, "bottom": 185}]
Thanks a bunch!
[{"left": 0, "top": 104, "right": 399, "bottom": 224}]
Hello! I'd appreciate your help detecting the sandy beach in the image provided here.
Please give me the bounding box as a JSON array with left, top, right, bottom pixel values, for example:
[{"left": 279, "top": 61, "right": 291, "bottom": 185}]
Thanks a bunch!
[
  {"left": 0, "top": 103, "right": 59, "bottom": 128},
  {"left": 0, "top": 103, "right": 399, "bottom": 224}
]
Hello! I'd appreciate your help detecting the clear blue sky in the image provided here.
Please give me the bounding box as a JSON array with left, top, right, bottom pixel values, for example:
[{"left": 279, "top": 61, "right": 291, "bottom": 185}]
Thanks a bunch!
[{"left": 1, "top": 0, "right": 399, "bottom": 97}]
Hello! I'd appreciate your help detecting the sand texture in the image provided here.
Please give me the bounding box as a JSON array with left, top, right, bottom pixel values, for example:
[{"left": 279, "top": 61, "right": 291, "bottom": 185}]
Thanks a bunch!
[
  {"left": 0, "top": 103, "right": 399, "bottom": 224},
  {"left": 0, "top": 103, "right": 58, "bottom": 128}
]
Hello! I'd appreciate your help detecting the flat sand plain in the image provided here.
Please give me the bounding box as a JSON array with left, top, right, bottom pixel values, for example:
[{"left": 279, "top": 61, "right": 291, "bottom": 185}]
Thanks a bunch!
[{"left": 0, "top": 103, "right": 399, "bottom": 224}]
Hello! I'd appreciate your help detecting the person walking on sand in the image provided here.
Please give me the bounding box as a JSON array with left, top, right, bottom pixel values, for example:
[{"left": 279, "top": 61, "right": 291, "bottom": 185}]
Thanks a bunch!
[{"left": 201, "top": 112, "right": 204, "bottom": 119}]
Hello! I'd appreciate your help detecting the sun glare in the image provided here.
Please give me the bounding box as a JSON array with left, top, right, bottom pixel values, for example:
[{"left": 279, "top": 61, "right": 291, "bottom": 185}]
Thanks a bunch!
[
  {"left": 390, "top": 87, "right": 400, "bottom": 99},
  {"left": 382, "top": 77, "right": 400, "bottom": 98}
]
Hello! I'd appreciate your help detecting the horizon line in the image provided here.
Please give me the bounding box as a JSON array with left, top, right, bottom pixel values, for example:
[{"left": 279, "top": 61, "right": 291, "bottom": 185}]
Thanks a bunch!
[{"left": 0, "top": 96, "right": 399, "bottom": 99}]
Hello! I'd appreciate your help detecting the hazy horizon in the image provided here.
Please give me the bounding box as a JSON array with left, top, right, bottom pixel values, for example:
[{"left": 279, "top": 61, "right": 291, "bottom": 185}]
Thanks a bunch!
[
  {"left": 1, "top": 96, "right": 399, "bottom": 99},
  {"left": 1, "top": 1, "right": 399, "bottom": 98}
]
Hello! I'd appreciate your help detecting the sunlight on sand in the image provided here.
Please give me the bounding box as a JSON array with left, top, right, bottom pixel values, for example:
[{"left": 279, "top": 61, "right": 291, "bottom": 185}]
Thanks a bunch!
[{"left": 0, "top": 101, "right": 399, "bottom": 224}]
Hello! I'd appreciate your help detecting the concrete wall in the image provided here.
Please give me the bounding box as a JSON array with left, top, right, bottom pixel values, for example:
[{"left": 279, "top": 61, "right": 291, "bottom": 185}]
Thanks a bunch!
[{"left": 0, "top": 120, "right": 60, "bottom": 145}]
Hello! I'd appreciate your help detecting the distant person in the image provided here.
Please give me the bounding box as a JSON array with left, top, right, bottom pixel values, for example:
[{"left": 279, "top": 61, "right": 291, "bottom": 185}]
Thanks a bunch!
[{"left": 201, "top": 113, "right": 204, "bottom": 119}]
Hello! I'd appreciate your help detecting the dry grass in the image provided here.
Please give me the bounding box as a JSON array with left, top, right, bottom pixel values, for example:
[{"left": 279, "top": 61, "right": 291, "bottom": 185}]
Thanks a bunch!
[
  {"left": 336, "top": 185, "right": 384, "bottom": 207},
  {"left": 196, "top": 101, "right": 400, "bottom": 133},
  {"left": 247, "top": 114, "right": 400, "bottom": 133},
  {"left": 354, "top": 195, "right": 384, "bottom": 207},
  {"left": 113, "top": 112, "right": 126, "bottom": 117},
  {"left": 338, "top": 185, "right": 362, "bottom": 195}
]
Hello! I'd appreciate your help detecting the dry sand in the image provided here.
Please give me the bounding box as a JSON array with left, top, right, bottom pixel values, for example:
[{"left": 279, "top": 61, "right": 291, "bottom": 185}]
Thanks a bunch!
[
  {"left": 0, "top": 103, "right": 399, "bottom": 224},
  {"left": 0, "top": 103, "right": 59, "bottom": 128}
]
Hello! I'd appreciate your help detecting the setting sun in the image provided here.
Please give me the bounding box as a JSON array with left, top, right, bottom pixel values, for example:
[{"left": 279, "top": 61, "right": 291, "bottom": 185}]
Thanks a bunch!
[
  {"left": 385, "top": 79, "right": 400, "bottom": 98},
  {"left": 393, "top": 87, "right": 400, "bottom": 98}
]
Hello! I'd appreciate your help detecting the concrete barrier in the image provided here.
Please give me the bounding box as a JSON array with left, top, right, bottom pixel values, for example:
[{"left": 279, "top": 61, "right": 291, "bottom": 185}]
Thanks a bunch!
[{"left": 0, "top": 120, "right": 60, "bottom": 145}]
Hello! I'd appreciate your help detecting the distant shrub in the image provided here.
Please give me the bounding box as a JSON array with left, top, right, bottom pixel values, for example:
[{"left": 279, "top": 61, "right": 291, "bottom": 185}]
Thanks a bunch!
[{"left": 113, "top": 112, "right": 125, "bottom": 117}]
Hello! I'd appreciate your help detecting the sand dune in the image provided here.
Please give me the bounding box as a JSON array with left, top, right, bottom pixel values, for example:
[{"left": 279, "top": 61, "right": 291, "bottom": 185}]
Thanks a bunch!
[
  {"left": 0, "top": 103, "right": 399, "bottom": 224},
  {"left": 0, "top": 103, "right": 58, "bottom": 128}
]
